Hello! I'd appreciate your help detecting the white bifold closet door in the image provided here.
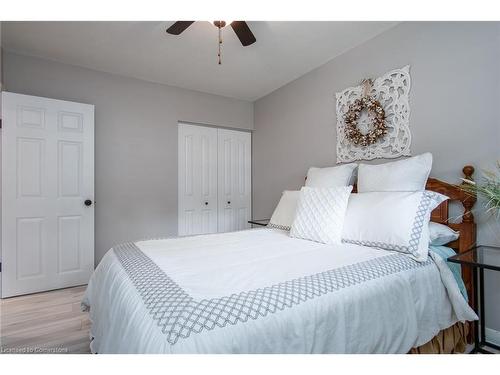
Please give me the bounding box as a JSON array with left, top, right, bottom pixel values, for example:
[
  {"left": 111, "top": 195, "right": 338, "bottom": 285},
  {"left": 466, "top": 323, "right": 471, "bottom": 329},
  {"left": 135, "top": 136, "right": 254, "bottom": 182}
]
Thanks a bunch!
[
  {"left": 217, "top": 128, "right": 252, "bottom": 233},
  {"left": 178, "top": 123, "right": 251, "bottom": 236},
  {"left": 1, "top": 92, "right": 95, "bottom": 298},
  {"left": 178, "top": 124, "right": 218, "bottom": 235}
]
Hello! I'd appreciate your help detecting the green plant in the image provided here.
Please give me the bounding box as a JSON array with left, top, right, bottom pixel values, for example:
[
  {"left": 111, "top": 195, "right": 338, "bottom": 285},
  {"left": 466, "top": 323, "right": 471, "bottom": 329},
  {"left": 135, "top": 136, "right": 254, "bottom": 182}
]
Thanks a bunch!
[{"left": 461, "top": 161, "right": 500, "bottom": 219}]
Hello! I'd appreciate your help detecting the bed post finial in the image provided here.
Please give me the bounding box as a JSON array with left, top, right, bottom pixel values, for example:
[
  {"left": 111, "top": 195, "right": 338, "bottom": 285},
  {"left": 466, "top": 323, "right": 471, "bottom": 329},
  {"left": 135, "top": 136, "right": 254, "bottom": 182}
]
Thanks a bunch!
[
  {"left": 461, "top": 165, "right": 476, "bottom": 223},
  {"left": 463, "top": 165, "right": 475, "bottom": 181}
]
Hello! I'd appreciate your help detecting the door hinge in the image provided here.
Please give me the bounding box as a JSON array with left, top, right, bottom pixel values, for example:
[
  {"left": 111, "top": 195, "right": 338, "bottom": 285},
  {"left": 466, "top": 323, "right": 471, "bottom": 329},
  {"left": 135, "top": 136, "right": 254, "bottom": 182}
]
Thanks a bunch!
[{"left": 0, "top": 262, "right": 2, "bottom": 272}]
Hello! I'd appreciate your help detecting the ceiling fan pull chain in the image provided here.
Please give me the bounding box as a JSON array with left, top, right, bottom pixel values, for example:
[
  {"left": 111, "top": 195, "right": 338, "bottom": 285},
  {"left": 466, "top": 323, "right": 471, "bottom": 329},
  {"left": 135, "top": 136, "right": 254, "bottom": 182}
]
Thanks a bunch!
[{"left": 218, "top": 25, "right": 222, "bottom": 65}]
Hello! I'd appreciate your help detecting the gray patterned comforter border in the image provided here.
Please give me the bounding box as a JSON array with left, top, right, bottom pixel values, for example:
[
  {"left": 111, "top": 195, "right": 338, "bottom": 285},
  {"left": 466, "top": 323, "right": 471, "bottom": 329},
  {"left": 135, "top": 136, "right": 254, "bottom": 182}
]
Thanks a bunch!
[{"left": 113, "top": 242, "right": 432, "bottom": 345}]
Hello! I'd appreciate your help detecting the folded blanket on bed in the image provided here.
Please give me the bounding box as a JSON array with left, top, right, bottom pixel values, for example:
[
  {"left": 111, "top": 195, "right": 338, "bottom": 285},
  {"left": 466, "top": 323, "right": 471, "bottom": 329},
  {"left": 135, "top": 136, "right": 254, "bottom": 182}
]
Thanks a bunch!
[{"left": 429, "top": 245, "right": 468, "bottom": 302}]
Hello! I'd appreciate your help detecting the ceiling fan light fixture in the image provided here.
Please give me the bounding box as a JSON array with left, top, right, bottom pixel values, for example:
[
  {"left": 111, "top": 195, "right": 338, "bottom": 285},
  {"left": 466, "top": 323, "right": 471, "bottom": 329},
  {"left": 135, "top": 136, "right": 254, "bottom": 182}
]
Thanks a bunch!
[{"left": 213, "top": 21, "right": 233, "bottom": 28}]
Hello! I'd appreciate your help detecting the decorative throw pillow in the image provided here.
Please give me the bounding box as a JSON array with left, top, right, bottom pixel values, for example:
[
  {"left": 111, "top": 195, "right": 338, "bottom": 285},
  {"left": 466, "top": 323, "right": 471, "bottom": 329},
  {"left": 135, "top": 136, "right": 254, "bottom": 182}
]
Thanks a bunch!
[
  {"left": 357, "top": 153, "right": 433, "bottom": 192},
  {"left": 429, "top": 222, "right": 460, "bottom": 246},
  {"left": 341, "top": 190, "right": 448, "bottom": 261},
  {"left": 290, "top": 186, "right": 353, "bottom": 244},
  {"left": 305, "top": 163, "right": 357, "bottom": 188},
  {"left": 268, "top": 190, "right": 300, "bottom": 231}
]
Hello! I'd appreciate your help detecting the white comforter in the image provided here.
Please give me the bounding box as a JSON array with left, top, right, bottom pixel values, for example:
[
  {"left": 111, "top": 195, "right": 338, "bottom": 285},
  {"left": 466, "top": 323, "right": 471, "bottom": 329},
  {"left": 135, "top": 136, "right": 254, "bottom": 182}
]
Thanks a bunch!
[{"left": 82, "top": 228, "right": 477, "bottom": 353}]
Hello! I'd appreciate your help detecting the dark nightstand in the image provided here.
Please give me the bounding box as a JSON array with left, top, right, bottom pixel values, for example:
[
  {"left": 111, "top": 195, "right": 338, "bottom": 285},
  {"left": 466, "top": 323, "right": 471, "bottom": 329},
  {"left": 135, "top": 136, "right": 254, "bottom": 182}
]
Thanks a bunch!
[
  {"left": 248, "top": 219, "right": 270, "bottom": 227},
  {"left": 448, "top": 245, "right": 500, "bottom": 354}
]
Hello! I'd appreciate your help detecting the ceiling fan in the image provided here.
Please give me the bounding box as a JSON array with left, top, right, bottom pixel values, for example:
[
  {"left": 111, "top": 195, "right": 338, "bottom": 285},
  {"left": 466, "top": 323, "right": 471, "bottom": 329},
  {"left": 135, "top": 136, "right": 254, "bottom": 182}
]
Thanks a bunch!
[{"left": 166, "top": 21, "right": 256, "bottom": 65}]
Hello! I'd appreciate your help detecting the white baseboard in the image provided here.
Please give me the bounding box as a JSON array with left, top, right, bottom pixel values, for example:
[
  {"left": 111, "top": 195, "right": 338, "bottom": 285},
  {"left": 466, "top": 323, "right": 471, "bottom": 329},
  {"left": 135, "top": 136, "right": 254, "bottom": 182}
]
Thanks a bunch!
[{"left": 485, "top": 327, "right": 500, "bottom": 345}]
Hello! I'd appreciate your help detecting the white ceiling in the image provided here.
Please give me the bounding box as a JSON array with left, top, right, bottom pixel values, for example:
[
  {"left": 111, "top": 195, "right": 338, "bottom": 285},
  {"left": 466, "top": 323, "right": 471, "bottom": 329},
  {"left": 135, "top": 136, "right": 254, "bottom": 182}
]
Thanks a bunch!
[{"left": 2, "top": 21, "right": 397, "bottom": 101}]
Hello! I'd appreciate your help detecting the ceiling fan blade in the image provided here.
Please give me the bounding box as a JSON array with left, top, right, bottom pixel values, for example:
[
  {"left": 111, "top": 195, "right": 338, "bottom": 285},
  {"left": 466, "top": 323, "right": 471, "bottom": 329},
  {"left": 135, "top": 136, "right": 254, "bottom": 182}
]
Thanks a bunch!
[
  {"left": 166, "top": 21, "right": 195, "bottom": 35},
  {"left": 230, "top": 21, "right": 256, "bottom": 46}
]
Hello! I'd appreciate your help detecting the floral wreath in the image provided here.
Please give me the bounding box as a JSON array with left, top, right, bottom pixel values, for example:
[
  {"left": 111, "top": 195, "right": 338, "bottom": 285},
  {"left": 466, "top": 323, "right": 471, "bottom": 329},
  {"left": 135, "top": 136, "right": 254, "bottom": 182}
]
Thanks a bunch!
[{"left": 343, "top": 79, "right": 387, "bottom": 147}]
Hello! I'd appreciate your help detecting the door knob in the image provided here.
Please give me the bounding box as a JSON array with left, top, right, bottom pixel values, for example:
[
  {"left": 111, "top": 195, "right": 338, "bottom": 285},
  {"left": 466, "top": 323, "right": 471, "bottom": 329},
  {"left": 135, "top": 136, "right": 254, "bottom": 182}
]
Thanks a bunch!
[
  {"left": 84, "top": 199, "right": 93, "bottom": 207},
  {"left": 205, "top": 202, "right": 208, "bottom": 205},
  {"left": 227, "top": 201, "right": 231, "bottom": 205}
]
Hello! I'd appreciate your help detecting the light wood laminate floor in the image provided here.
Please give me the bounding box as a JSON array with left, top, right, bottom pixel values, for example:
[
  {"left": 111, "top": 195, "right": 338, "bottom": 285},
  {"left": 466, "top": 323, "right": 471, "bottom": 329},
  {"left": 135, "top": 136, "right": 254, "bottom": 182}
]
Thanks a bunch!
[{"left": 0, "top": 286, "right": 91, "bottom": 354}]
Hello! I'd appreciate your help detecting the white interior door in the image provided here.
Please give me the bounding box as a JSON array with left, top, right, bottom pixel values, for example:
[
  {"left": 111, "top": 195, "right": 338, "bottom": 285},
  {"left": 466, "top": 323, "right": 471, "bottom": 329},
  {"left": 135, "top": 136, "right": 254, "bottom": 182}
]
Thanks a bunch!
[
  {"left": 178, "top": 123, "right": 218, "bottom": 236},
  {"left": 217, "top": 128, "right": 252, "bottom": 233},
  {"left": 1, "top": 92, "right": 94, "bottom": 298}
]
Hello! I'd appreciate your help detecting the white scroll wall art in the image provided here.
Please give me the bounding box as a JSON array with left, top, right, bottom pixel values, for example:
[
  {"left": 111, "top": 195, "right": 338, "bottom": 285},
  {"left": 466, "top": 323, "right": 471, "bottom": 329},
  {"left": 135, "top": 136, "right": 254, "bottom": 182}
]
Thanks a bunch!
[{"left": 335, "top": 65, "right": 412, "bottom": 163}]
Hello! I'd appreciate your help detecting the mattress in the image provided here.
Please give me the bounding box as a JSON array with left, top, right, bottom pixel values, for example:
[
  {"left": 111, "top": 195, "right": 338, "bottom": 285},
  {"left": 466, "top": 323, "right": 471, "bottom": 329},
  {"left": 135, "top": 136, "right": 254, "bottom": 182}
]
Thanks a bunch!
[{"left": 82, "top": 228, "right": 477, "bottom": 353}]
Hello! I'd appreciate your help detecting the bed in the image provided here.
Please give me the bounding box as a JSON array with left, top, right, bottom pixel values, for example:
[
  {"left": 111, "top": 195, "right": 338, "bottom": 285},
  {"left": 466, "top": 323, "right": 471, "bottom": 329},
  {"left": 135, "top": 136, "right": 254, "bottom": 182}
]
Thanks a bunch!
[{"left": 82, "top": 166, "right": 478, "bottom": 354}]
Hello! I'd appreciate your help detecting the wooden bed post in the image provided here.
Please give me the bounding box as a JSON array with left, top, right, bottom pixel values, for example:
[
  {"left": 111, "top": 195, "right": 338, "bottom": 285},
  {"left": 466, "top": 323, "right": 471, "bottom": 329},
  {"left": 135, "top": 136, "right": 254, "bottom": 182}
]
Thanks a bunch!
[
  {"left": 461, "top": 165, "right": 476, "bottom": 224},
  {"left": 459, "top": 166, "right": 477, "bottom": 343}
]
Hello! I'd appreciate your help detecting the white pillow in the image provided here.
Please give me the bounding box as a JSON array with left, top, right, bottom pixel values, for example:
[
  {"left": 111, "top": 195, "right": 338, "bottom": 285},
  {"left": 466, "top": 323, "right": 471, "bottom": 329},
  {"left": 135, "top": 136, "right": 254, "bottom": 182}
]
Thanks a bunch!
[
  {"left": 357, "top": 153, "right": 433, "bottom": 192},
  {"left": 268, "top": 190, "right": 300, "bottom": 231},
  {"left": 342, "top": 190, "right": 448, "bottom": 261},
  {"left": 305, "top": 163, "right": 357, "bottom": 188},
  {"left": 290, "top": 186, "right": 353, "bottom": 245},
  {"left": 429, "top": 222, "right": 459, "bottom": 246}
]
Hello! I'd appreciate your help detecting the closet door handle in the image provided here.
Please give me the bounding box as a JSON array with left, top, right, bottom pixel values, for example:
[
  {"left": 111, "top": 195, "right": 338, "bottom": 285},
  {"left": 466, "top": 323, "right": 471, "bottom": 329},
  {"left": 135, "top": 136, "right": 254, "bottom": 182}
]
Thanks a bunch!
[
  {"left": 204, "top": 202, "right": 208, "bottom": 205},
  {"left": 227, "top": 201, "right": 231, "bottom": 205}
]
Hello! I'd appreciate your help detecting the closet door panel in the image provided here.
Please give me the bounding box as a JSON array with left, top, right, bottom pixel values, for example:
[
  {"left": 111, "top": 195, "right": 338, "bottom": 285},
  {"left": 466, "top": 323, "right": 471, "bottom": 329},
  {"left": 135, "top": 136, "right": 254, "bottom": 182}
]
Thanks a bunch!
[
  {"left": 218, "top": 133, "right": 233, "bottom": 232},
  {"left": 199, "top": 131, "right": 218, "bottom": 234},
  {"left": 234, "top": 136, "right": 251, "bottom": 230},
  {"left": 178, "top": 124, "right": 218, "bottom": 236},
  {"left": 217, "top": 129, "right": 251, "bottom": 233}
]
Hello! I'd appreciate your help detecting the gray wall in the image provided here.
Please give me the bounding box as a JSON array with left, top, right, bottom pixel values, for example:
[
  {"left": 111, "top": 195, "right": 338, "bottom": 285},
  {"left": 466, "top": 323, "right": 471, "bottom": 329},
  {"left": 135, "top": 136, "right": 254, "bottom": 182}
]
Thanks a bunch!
[
  {"left": 0, "top": 22, "right": 3, "bottom": 89},
  {"left": 3, "top": 51, "right": 254, "bottom": 263},
  {"left": 0, "top": 22, "right": 3, "bottom": 293},
  {"left": 253, "top": 22, "right": 500, "bottom": 331}
]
